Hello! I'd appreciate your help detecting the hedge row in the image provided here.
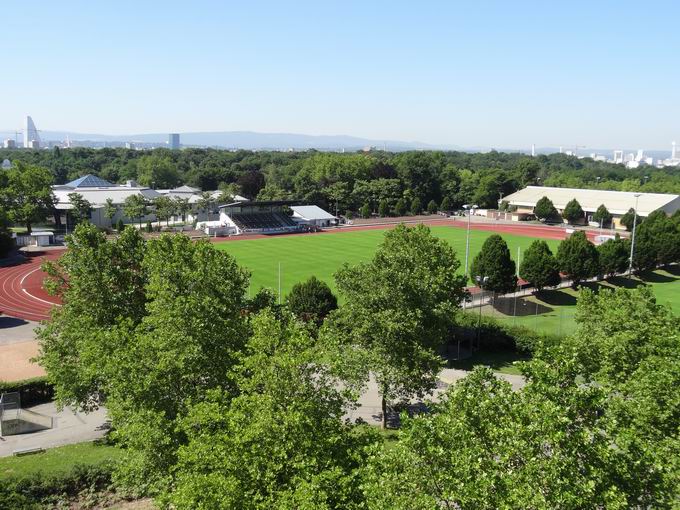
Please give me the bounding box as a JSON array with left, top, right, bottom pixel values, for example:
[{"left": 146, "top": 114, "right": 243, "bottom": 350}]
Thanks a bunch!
[
  {"left": 454, "top": 312, "right": 561, "bottom": 354},
  {"left": 0, "top": 463, "right": 115, "bottom": 510},
  {"left": 0, "top": 377, "right": 54, "bottom": 407}
]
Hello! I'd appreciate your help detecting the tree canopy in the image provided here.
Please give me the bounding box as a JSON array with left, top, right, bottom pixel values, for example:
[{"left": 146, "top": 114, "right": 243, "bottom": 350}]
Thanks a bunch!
[
  {"left": 518, "top": 239, "right": 560, "bottom": 291},
  {"left": 0, "top": 162, "right": 55, "bottom": 233},
  {"left": 285, "top": 276, "right": 338, "bottom": 327},
  {"left": 533, "top": 196, "right": 558, "bottom": 222},
  {"left": 556, "top": 231, "right": 599, "bottom": 286},
  {"left": 469, "top": 234, "right": 516, "bottom": 294},
  {"left": 323, "top": 224, "right": 467, "bottom": 428},
  {"left": 562, "top": 198, "right": 584, "bottom": 224}
]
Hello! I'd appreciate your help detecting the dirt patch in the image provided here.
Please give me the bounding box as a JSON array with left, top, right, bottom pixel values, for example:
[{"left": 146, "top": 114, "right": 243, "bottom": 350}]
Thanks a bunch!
[{"left": 0, "top": 340, "right": 45, "bottom": 382}]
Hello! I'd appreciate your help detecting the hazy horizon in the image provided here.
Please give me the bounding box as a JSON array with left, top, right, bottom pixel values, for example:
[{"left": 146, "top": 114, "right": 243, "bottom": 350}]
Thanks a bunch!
[{"left": 4, "top": 1, "right": 679, "bottom": 149}]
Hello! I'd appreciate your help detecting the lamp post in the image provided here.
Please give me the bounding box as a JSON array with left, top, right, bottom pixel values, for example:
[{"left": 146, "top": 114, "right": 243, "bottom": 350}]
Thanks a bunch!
[
  {"left": 463, "top": 204, "right": 478, "bottom": 279},
  {"left": 628, "top": 193, "right": 641, "bottom": 278},
  {"left": 475, "top": 275, "right": 488, "bottom": 350}
]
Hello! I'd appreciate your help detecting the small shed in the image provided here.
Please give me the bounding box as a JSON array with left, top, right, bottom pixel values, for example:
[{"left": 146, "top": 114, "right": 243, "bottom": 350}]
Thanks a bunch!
[
  {"left": 30, "top": 231, "right": 54, "bottom": 247},
  {"left": 290, "top": 206, "right": 337, "bottom": 227}
]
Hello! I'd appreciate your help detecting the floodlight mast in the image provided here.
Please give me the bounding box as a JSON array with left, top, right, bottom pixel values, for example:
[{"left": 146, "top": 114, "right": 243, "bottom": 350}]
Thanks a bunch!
[
  {"left": 628, "top": 193, "right": 641, "bottom": 278},
  {"left": 463, "top": 204, "right": 478, "bottom": 279}
]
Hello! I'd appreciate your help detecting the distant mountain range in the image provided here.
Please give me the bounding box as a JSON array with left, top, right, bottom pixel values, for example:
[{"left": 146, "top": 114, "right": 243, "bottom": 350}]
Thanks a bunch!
[
  {"left": 0, "top": 129, "right": 674, "bottom": 159},
  {"left": 0, "top": 129, "right": 462, "bottom": 151}
]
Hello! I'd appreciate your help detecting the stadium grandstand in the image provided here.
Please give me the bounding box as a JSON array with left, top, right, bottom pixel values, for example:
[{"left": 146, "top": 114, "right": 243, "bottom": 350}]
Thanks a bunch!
[{"left": 219, "top": 201, "right": 311, "bottom": 235}]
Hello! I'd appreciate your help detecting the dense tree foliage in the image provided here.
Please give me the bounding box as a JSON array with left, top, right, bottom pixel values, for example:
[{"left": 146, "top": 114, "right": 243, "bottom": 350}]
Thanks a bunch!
[
  {"left": 67, "top": 192, "right": 92, "bottom": 224},
  {"left": 518, "top": 240, "right": 560, "bottom": 291},
  {"left": 556, "top": 231, "right": 599, "bottom": 286},
  {"left": 362, "top": 288, "right": 680, "bottom": 508},
  {"left": 469, "top": 234, "right": 516, "bottom": 293},
  {"left": 533, "top": 196, "right": 558, "bottom": 222},
  {"left": 0, "top": 162, "right": 55, "bottom": 232},
  {"left": 592, "top": 203, "right": 612, "bottom": 226},
  {"left": 170, "top": 312, "right": 375, "bottom": 509},
  {"left": 620, "top": 207, "right": 641, "bottom": 231},
  {"left": 597, "top": 235, "right": 629, "bottom": 277},
  {"left": 38, "top": 225, "right": 250, "bottom": 492},
  {"left": 2, "top": 148, "right": 677, "bottom": 223},
  {"left": 323, "top": 224, "right": 467, "bottom": 428},
  {"left": 285, "top": 276, "right": 338, "bottom": 327},
  {"left": 562, "top": 198, "right": 584, "bottom": 224},
  {"left": 631, "top": 210, "right": 680, "bottom": 271}
]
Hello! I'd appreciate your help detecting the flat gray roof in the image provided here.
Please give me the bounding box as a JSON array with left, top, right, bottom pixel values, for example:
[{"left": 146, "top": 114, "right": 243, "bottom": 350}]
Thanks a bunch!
[{"left": 503, "top": 186, "right": 680, "bottom": 216}]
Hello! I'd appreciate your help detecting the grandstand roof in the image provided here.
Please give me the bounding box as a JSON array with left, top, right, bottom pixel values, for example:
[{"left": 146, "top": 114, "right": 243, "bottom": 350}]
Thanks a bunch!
[
  {"left": 290, "top": 205, "right": 336, "bottom": 220},
  {"left": 503, "top": 186, "right": 680, "bottom": 217},
  {"left": 219, "top": 200, "right": 298, "bottom": 209},
  {"left": 65, "top": 174, "right": 115, "bottom": 188}
]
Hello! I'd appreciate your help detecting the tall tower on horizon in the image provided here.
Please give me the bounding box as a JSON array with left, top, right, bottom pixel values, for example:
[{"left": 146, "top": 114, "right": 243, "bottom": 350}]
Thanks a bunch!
[
  {"left": 23, "top": 116, "right": 41, "bottom": 149},
  {"left": 168, "top": 133, "right": 180, "bottom": 150}
]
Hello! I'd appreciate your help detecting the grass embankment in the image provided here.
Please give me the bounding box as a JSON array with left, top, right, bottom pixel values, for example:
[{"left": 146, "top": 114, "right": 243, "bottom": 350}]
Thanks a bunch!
[
  {"left": 482, "top": 267, "right": 680, "bottom": 336},
  {"left": 0, "top": 441, "right": 123, "bottom": 480}
]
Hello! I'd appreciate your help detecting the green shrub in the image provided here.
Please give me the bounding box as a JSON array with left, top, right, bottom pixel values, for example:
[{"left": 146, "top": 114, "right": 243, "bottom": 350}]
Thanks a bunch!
[
  {"left": 455, "top": 312, "right": 559, "bottom": 354},
  {"left": 0, "top": 377, "right": 54, "bottom": 407},
  {"left": 116, "top": 219, "right": 125, "bottom": 232},
  {"left": 0, "top": 462, "right": 115, "bottom": 509}
]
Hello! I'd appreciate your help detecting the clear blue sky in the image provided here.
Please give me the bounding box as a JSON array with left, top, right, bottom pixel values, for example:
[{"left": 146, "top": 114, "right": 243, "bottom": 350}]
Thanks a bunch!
[{"left": 4, "top": 0, "right": 679, "bottom": 149}]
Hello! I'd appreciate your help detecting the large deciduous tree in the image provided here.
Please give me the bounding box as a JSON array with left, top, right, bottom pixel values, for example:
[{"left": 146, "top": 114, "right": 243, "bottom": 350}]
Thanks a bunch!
[
  {"left": 620, "top": 207, "right": 641, "bottom": 231},
  {"left": 170, "top": 312, "right": 374, "bottom": 509},
  {"left": 556, "top": 231, "right": 599, "bottom": 287},
  {"left": 469, "top": 234, "right": 516, "bottom": 294},
  {"left": 632, "top": 210, "right": 680, "bottom": 271},
  {"left": 597, "top": 235, "right": 629, "bottom": 277},
  {"left": 519, "top": 239, "right": 560, "bottom": 291},
  {"left": 0, "top": 162, "right": 55, "bottom": 233},
  {"left": 562, "top": 198, "right": 584, "bottom": 224},
  {"left": 323, "top": 224, "right": 467, "bottom": 428},
  {"left": 67, "top": 192, "right": 92, "bottom": 225},
  {"left": 285, "top": 276, "right": 338, "bottom": 327},
  {"left": 363, "top": 287, "right": 680, "bottom": 508},
  {"left": 592, "top": 203, "right": 612, "bottom": 227},
  {"left": 137, "top": 155, "right": 180, "bottom": 189},
  {"left": 123, "top": 194, "right": 148, "bottom": 228},
  {"left": 38, "top": 226, "right": 250, "bottom": 492},
  {"left": 533, "top": 196, "right": 558, "bottom": 222}
]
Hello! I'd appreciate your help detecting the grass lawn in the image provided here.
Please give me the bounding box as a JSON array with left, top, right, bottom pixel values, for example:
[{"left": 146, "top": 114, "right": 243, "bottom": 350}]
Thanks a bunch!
[
  {"left": 0, "top": 441, "right": 123, "bottom": 480},
  {"left": 482, "top": 268, "right": 680, "bottom": 337},
  {"left": 215, "top": 225, "right": 560, "bottom": 297},
  {"left": 449, "top": 349, "right": 529, "bottom": 375}
]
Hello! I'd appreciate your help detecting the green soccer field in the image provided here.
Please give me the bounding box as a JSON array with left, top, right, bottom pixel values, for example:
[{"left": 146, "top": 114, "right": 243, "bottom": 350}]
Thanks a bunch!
[{"left": 214, "top": 226, "right": 560, "bottom": 297}]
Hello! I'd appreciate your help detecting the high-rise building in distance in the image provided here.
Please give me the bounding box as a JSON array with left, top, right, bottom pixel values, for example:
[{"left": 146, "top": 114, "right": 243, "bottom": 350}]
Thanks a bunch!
[
  {"left": 24, "top": 115, "right": 41, "bottom": 149},
  {"left": 169, "top": 133, "right": 180, "bottom": 150},
  {"left": 3, "top": 139, "right": 16, "bottom": 149}
]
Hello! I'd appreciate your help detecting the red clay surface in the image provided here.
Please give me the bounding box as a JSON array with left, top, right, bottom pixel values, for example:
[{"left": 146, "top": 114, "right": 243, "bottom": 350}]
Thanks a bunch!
[
  {"left": 0, "top": 251, "right": 63, "bottom": 322},
  {"left": 0, "top": 220, "right": 598, "bottom": 322}
]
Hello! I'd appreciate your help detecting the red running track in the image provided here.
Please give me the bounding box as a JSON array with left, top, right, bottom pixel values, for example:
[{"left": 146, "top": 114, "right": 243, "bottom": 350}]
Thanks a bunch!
[
  {"left": 0, "top": 221, "right": 598, "bottom": 322},
  {"left": 0, "top": 251, "right": 64, "bottom": 322}
]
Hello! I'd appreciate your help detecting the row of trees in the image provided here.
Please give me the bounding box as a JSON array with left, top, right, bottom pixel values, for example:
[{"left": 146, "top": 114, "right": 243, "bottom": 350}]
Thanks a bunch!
[
  {"left": 5, "top": 146, "right": 678, "bottom": 219},
  {"left": 37, "top": 223, "right": 680, "bottom": 507},
  {"left": 470, "top": 209, "right": 680, "bottom": 296}
]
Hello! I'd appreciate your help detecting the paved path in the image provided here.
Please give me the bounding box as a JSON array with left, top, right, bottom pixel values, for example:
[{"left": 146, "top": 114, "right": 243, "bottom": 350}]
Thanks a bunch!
[
  {"left": 347, "top": 369, "right": 525, "bottom": 425},
  {"left": 0, "top": 402, "right": 109, "bottom": 457}
]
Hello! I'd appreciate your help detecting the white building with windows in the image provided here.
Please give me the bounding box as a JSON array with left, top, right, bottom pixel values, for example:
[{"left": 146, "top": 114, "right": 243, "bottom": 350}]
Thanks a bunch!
[{"left": 501, "top": 186, "right": 680, "bottom": 229}]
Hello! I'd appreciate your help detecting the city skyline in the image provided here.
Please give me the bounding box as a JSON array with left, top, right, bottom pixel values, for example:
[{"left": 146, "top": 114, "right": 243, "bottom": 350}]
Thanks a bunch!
[{"left": 3, "top": 0, "right": 680, "bottom": 149}]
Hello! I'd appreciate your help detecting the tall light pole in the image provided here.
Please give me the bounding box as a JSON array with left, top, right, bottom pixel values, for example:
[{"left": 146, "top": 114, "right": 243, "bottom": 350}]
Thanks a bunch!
[
  {"left": 628, "top": 193, "right": 641, "bottom": 278},
  {"left": 463, "top": 204, "right": 478, "bottom": 279},
  {"left": 475, "top": 275, "right": 489, "bottom": 350}
]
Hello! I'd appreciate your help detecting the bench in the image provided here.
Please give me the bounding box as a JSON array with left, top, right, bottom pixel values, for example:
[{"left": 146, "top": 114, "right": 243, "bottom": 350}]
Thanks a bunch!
[{"left": 12, "top": 447, "right": 45, "bottom": 457}]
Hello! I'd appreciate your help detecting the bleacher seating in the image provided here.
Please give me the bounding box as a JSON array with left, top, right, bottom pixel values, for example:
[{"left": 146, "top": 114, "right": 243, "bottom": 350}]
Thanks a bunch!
[{"left": 228, "top": 212, "right": 299, "bottom": 232}]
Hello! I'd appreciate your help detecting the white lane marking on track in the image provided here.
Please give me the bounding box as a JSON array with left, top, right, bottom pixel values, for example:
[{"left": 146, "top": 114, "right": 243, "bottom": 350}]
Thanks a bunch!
[{"left": 19, "top": 267, "right": 61, "bottom": 306}]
